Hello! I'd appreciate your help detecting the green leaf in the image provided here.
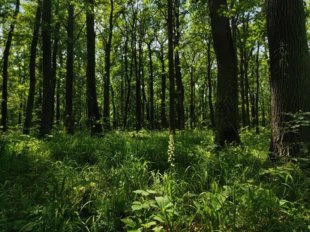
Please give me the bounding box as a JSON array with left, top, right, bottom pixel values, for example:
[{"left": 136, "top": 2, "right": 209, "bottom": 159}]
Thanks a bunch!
[
  {"left": 147, "top": 190, "right": 157, "bottom": 194},
  {"left": 132, "top": 202, "right": 143, "bottom": 211},
  {"left": 155, "top": 196, "right": 171, "bottom": 210},
  {"left": 141, "top": 221, "right": 157, "bottom": 228},
  {"left": 142, "top": 203, "right": 150, "bottom": 209},
  {"left": 152, "top": 225, "right": 164, "bottom": 231},
  {"left": 19, "top": 222, "right": 37, "bottom": 232},
  {"left": 133, "top": 189, "right": 150, "bottom": 196},
  {"left": 121, "top": 218, "right": 136, "bottom": 228},
  {"left": 153, "top": 215, "right": 165, "bottom": 223}
]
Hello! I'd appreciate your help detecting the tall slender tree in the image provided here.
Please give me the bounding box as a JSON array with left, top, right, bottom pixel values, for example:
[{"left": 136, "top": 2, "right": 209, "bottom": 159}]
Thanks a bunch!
[
  {"left": 209, "top": 0, "right": 241, "bottom": 145},
  {"left": 40, "top": 0, "right": 53, "bottom": 136},
  {"left": 23, "top": 0, "right": 42, "bottom": 134},
  {"left": 86, "top": 0, "right": 102, "bottom": 135},
  {"left": 147, "top": 40, "right": 154, "bottom": 129},
  {"left": 168, "top": 0, "right": 175, "bottom": 133},
  {"left": 1, "top": 0, "right": 20, "bottom": 131},
  {"left": 174, "top": 0, "right": 185, "bottom": 130},
  {"left": 267, "top": 0, "right": 310, "bottom": 156},
  {"left": 206, "top": 40, "right": 215, "bottom": 129},
  {"left": 51, "top": 3, "right": 61, "bottom": 127},
  {"left": 65, "top": 3, "right": 74, "bottom": 134},
  {"left": 103, "top": 0, "right": 114, "bottom": 131}
]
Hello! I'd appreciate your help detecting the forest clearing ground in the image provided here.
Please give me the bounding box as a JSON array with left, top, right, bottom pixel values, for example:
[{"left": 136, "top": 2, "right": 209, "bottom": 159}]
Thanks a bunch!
[{"left": 0, "top": 128, "right": 310, "bottom": 231}]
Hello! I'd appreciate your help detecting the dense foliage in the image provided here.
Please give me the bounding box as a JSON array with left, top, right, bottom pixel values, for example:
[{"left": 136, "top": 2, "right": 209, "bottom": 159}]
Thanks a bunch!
[{"left": 1, "top": 129, "right": 310, "bottom": 231}]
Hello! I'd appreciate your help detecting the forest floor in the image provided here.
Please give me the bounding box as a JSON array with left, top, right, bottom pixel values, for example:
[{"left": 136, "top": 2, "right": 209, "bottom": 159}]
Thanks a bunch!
[{"left": 1, "top": 128, "right": 310, "bottom": 231}]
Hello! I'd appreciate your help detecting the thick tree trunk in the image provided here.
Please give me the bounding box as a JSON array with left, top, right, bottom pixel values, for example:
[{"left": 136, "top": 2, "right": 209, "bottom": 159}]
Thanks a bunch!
[
  {"left": 86, "top": 0, "right": 102, "bottom": 135},
  {"left": 267, "top": 0, "right": 310, "bottom": 156},
  {"left": 209, "top": 0, "right": 241, "bottom": 145},
  {"left": 24, "top": 0, "right": 41, "bottom": 134},
  {"left": 65, "top": 3, "right": 74, "bottom": 134},
  {"left": 40, "top": 0, "right": 53, "bottom": 136},
  {"left": 1, "top": 0, "right": 20, "bottom": 131}
]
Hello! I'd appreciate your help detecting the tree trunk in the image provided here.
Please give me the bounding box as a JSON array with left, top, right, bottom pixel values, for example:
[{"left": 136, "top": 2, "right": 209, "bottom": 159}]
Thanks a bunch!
[
  {"left": 168, "top": 0, "right": 175, "bottom": 134},
  {"left": 23, "top": 0, "right": 41, "bottom": 134},
  {"left": 1, "top": 0, "right": 20, "bottom": 131},
  {"left": 103, "top": 0, "right": 114, "bottom": 131},
  {"left": 174, "top": 0, "right": 185, "bottom": 130},
  {"left": 141, "top": 58, "right": 148, "bottom": 128},
  {"left": 159, "top": 43, "right": 167, "bottom": 129},
  {"left": 139, "top": 41, "right": 146, "bottom": 128},
  {"left": 239, "top": 44, "right": 246, "bottom": 127},
  {"left": 190, "top": 64, "right": 195, "bottom": 129},
  {"left": 244, "top": 48, "right": 251, "bottom": 128},
  {"left": 209, "top": 0, "right": 241, "bottom": 145},
  {"left": 50, "top": 4, "right": 60, "bottom": 128},
  {"left": 147, "top": 41, "right": 154, "bottom": 129},
  {"left": 111, "top": 85, "right": 117, "bottom": 128},
  {"left": 255, "top": 42, "right": 260, "bottom": 134},
  {"left": 123, "top": 32, "right": 131, "bottom": 129},
  {"left": 267, "top": 0, "right": 310, "bottom": 156},
  {"left": 40, "top": 0, "right": 53, "bottom": 136},
  {"left": 135, "top": 40, "right": 141, "bottom": 131},
  {"left": 86, "top": 0, "right": 102, "bottom": 135},
  {"left": 207, "top": 41, "right": 215, "bottom": 129},
  {"left": 65, "top": 3, "right": 74, "bottom": 134},
  {"left": 56, "top": 70, "right": 61, "bottom": 126}
]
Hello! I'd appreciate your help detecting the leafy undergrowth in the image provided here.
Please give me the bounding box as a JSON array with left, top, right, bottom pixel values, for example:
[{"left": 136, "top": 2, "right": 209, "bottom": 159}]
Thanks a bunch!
[{"left": 1, "top": 128, "right": 310, "bottom": 231}]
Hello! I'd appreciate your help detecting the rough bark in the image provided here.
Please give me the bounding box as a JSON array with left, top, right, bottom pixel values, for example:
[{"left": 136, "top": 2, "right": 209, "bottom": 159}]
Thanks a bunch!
[
  {"left": 209, "top": 0, "right": 241, "bottom": 145},
  {"left": 267, "top": 0, "right": 310, "bottom": 156}
]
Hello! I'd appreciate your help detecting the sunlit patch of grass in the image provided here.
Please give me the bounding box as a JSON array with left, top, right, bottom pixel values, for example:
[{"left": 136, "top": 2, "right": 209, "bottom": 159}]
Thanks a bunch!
[{"left": 1, "top": 128, "right": 310, "bottom": 231}]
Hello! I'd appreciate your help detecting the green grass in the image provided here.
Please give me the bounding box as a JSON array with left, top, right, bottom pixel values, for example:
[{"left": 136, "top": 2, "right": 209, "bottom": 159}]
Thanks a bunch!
[{"left": 0, "top": 128, "right": 310, "bottom": 231}]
